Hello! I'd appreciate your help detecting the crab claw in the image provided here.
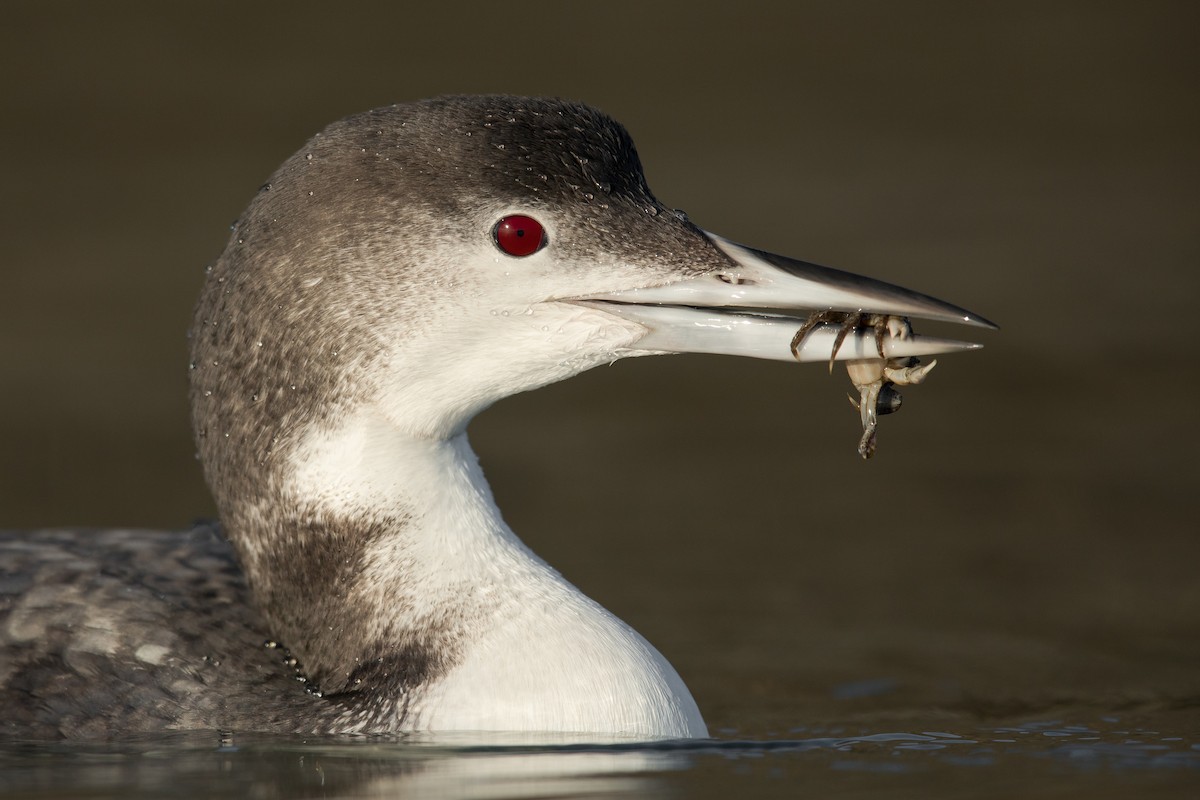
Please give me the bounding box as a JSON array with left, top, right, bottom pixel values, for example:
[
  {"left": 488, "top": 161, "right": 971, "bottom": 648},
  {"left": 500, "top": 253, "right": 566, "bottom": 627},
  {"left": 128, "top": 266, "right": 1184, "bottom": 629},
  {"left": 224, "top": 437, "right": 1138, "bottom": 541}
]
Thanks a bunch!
[{"left": 883, "top": 358, "right": 937, "bottom": 386}]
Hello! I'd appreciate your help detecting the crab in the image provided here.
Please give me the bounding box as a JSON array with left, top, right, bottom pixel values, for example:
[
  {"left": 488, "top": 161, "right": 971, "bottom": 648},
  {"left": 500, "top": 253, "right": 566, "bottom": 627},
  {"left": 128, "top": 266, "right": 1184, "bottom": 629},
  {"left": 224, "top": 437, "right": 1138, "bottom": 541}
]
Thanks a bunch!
[{"left": 790, "top": 311, "right": 936, "bottom": 459}]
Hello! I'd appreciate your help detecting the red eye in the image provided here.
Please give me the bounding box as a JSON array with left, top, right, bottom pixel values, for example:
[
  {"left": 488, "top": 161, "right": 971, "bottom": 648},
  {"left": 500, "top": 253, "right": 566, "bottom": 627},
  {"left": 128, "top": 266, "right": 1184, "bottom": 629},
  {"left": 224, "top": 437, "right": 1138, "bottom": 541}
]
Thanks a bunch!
[{"left": 494, "top": 215, "right": 546, "bottom": 257}]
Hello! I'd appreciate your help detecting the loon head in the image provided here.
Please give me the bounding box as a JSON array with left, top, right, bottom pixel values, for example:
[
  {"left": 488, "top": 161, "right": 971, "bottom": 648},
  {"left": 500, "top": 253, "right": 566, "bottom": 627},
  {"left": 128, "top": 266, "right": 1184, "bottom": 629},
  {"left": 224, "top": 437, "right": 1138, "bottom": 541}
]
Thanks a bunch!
[{"left": 191, "top": 94, "right": 989, "bottom": 486}]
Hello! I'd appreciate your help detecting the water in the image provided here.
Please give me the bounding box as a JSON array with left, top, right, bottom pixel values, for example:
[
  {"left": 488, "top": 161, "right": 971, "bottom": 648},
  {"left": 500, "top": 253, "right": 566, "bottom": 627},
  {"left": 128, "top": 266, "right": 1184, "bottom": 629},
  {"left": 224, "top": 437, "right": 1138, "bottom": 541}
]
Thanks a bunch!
[{"left": 2, "top": 721, "right": 1196, "bottom": 799}]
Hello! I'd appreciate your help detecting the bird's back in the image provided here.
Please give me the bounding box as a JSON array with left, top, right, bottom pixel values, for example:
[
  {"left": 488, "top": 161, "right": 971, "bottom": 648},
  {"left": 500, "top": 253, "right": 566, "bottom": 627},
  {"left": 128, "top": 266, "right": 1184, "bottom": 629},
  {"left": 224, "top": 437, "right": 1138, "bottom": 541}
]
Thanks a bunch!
[{"left": 0, "top": 527, "right": 329, "bottom": 738}]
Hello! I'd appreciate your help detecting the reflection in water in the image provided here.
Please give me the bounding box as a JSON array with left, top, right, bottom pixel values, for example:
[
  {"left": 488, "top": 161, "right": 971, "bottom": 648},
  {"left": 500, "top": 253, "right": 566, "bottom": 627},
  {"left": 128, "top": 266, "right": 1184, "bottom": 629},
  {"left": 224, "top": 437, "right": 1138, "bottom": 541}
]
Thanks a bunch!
[
  {"left": 0, "top": 732, "right": 683, "bottom": 800},
  {"left": 266, "top": 732, "right": 687, "bottom": 799},
  {"left": 1, "top": 721, "right": 1196, "bottom": 799},
  {"left": 360, "top": 749, "right": 676, "bottom": 799}
]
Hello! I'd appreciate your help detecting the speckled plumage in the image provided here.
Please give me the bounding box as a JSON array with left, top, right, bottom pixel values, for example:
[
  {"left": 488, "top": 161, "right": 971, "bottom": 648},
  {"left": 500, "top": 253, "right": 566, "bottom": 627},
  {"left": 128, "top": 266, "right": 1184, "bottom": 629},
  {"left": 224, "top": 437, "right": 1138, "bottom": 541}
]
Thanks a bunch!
[{"left": 0, "top": 526, "right": 345, "bottom": 738}]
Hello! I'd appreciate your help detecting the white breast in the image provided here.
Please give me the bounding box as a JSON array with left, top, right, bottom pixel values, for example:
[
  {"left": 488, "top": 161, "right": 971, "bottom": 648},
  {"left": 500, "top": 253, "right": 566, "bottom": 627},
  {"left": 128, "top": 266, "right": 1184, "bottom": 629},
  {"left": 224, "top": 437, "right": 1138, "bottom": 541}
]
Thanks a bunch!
[
  {"left": 290, "top": 413, "right": 707, "bottom": 738},
  {"left": 417, "top": 574, "right": 705, "bottom": 737}
]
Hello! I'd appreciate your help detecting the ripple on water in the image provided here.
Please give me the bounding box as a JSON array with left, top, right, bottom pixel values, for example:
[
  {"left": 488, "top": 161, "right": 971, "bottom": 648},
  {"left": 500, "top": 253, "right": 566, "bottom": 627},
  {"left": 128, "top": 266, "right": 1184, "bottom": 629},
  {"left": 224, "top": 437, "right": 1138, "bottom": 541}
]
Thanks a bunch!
[{"left": 0, "top": 718, "right": 1196, "bottom": 799}]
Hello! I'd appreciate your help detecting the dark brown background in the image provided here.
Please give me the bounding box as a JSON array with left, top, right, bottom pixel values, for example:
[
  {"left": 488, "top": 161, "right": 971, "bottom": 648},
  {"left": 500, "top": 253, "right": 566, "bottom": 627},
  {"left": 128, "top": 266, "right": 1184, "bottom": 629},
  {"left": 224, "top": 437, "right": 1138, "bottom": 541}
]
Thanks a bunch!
[{"left": 1, "top": 0, "right": 1196, "bottom": 746}]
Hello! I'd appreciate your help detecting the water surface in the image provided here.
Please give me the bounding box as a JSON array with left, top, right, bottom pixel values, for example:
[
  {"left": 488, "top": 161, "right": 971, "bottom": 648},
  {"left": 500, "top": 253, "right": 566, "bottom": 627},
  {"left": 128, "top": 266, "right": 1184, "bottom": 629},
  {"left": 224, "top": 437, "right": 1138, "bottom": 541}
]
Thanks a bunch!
[{"left": 3, "top": 718, "right": 1197, "bottom": 799}]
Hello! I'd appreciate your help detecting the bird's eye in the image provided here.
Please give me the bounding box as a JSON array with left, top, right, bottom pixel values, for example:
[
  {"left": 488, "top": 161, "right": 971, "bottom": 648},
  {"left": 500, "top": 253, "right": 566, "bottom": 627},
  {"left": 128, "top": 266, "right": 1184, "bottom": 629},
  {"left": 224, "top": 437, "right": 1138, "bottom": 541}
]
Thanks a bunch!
[{"left": 493, "top": 215, "right": 546, "bottom": 257}]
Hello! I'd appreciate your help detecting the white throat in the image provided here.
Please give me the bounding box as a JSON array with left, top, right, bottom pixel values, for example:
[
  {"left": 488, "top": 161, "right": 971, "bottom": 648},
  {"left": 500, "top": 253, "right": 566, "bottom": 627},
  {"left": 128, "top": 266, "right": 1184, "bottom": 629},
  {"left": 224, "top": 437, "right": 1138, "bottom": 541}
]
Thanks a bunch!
[{"left": 289, "top": 408, "right": 707, "bottom": 737}]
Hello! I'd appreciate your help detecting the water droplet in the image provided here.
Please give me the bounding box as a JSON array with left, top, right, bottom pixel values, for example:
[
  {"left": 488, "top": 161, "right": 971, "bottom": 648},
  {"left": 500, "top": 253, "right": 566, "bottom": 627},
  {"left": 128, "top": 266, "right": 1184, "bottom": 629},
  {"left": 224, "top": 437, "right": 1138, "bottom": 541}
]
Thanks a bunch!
[
  {"left": 501, "top": 310, "right": 509, "bottom": 317},
  {"left": 307, "top": 190, "right": 314, "bottom": 196},
  {"left": 645, "top": 206, "right": 659, "bottom": 217},
  {"left": 203, "top": 390, "right": 212, "bottom": 397},
  {"left": 188, "top": 361, "right": 196, "bottom": 370},
  {"left": 583, "top": 192, "right": 594, "bottom": 201},
  {"left": 305, "top": 153, "right": 313, "bottom": 161},
  {"left": 250, "top": 393, "right": 259, "bottom": 402},
  {"left": 256, "top": 340, "right": 264, "bottom": 348}
]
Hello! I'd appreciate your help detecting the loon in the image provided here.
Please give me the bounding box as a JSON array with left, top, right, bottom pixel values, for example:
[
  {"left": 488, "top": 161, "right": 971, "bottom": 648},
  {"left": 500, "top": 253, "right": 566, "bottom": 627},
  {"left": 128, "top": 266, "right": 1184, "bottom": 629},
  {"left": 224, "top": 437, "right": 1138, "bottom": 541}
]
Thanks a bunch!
[{"left": 0, "top": 96, "right": 993, "bottom": 740}]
